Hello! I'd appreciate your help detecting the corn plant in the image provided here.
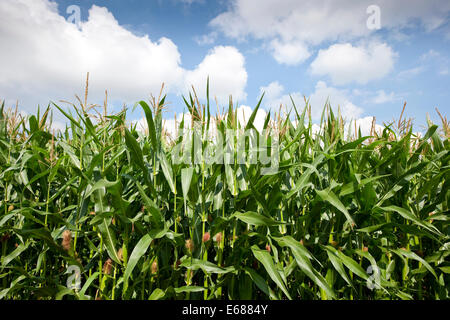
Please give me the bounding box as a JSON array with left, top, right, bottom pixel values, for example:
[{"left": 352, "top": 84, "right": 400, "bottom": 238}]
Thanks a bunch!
[{"left": 0, "top": 80, "right": 449, "bottom": 300}]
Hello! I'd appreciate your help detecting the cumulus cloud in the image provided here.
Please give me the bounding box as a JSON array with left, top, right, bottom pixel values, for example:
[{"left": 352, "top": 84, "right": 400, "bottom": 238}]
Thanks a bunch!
[
  {"left": 293, "top": 116, "right": 384, "bottom": 140},
  {"left": 269, "top": 39, "right": 311, "bottom": 65},
  {"left": 194, "top": 32, "right": 218, "bottom": 45},
  {"left": 308, "top": 81, "right": 363, "bottom": 120},
  {"left": 310, "top": 42, "right": 396, "bottom": 85},
  {"left": 0, "top": 0, "right": 247, "bottom": 114},
  {"left": 49, "top": 120, "right": 68, "bottom": 133},
  {"left": 0, "top": 1, "right": 182, "bottom": 109},
  {"left": 259, "top": 81, "right": 363, "bottom": 121},
  {"left": 235, "top": 105, "right": 268, "bottom": 132},
  {"left": 347, "top": 117, "right": 384, "bottom": 138},
  {"left": 260, "top": 81, "right": 284, "bottom": 102},
  {"left": 135, "top": 105, "right": 268, "bottom": 139},
  {"left": 259, "top": 82, "right": 300, "bottom": 113},
  {"left": 371, "top": 90, "right": 398, "bottom": 104},
  {"left": 210, "top": 0, "right": 450, "bottom": 64},
  {"left": 133, "top": 112, "right": 194, "bottom": 137},
  {"left": 184, "top": 46, "right": 248, "bottom": 105}
]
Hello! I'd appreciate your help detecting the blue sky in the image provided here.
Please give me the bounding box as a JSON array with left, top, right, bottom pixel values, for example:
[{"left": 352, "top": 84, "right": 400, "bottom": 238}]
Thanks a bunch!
[{"left": 0, "top": 0, "right": 449, "bottom": 133}]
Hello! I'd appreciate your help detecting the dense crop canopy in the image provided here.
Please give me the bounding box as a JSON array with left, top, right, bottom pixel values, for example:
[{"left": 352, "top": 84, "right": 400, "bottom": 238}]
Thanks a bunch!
[{"left": 0, "top": 83, "right": 449, "bottom": 300}]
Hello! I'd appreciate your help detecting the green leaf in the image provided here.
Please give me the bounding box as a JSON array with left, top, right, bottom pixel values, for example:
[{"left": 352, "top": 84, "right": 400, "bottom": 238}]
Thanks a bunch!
[
  {"left": 336, "top": 250, "right": 369, "bottom": 280},
  {"left": 84, "top": 179, "right": 120, "bottom": 199},
  {"left": 392, "top": 249, "right": 437, "bottom": 279},
  {"left": 339, "top": 175, "right": 390, "bottom": 197},
  {"left": 124, "top": 128, "right": 146, "bottom": 171},
  {"left": 14, "top": 228, "right": 80, "bottom": 267},
  {"left": 98, "top": 220, "right": 121, "bottom": 265},
  {"left": 287, "top": 153, "right": 325, "bottom": 199},
  {"left": 439, "top": 266, "right": 450, "bottom": 274},
  {"left": 52, "top": 102, "right": 82, "bottom": 129},
  {"left": 174, "top": 286, "right": 206, "bottom": 294},
  {"left": 159, "top": 151, "right": 175, "bottom": 194},
  {"left": 245, "top": 93, "right": 265, "bottom": 131},
  {"left": 59, "top": 141, "right": 81, "bottom": 169},
  {"left": 233, "top": 211, "right": 285, "bottom": 227},
  {"left": 323, "top": 246, "right": 354, "bottom": 288},
  {"left": 138, "top": 101, "right": 157, "bottom": 151},
  {"left": 357, "top": 223, "right": 393, "bottom": 233},
  {"left": 179, "top": 256, "right": 235, "bottom": 274},
  {"left": 79, "top": 272, "right": 100, "bottom": 297},
  {"left": 316, "top": 189, "right": 355, "bottom": 226},
  {"left": 55, "top": 286, "right": 76, "bottom": 300},
  {"left": 251, "top": 245, "right": 292, "bottom": 300},
  {"left": 0, "top": 214, "right": 15, "bottom": 227},
  {"left": 149, "top": 288, "right": 166, "bottom": 300},
  {"left": 135, "top": 180, "right": 163, "bottom": 227},
  {"left": 1, "top": 243, "right": 29, "bottom": 267},
  {"left": 243, "top": 267, "right": 273, "bottom": 299},
  {"left": 381, "top": 206, "right": 442, "bottom": 236},
  {"left": 0, "top": 275, "right": 26, "bottom": 299},
  {"left": 123, "top": 234, "right": 153, "bottom": 286},
  {"left": 273, "top": 236, "right": 335, "bottom": 299},
  {"left": 181, "top": 167, "right": 194, "bottom": 199}
]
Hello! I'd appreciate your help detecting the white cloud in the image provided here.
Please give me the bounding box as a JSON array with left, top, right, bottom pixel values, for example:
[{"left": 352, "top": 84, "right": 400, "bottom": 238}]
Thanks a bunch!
[
  {"left": 236, "top": 105, "right": 268, "bottom": 132},
  {"left": 0, "top": 1, "right": 182, "bottom": 109},
  {"left": 195, "top": 32, "right": 218, "bottom": 45},
  {"left": 371, "top": 90, "right": 398, "bottom": 104},
  {"left": 210, "top": 0, "right": 450, "bottom": 64},
  {"left": 184, "top": 46, "right": 248, "bottom": 105},
  {"left": 50, "top": 120, "right": 68, "bottom": 133},
  {"left": 310, "top": 42, "right": 396, "bottom": 85},
  {"left": 136, "top": 105, "right": 381, "bottom": 145},
  {"left": 0, "top": 0, "right": 247, "bottom": 115},
  {"left": 397, "top": 66, "right": 425, "bottom": 79},
  {"left": 308, "top": 81, "right": 363, "bottom": 120},
  {"left": 347, "top": 117, "right": 384, "bottom": 138},
  {"left": 177, "top": 0, "right": 205, "bottom": 5},
  {"left": 133, "top": 112, "right": 194, "bottom": 138},
  {"left": 259, "top": 81, "right": 363, "bottom": 121},
  {"left": 292, "top": 116, "right": 384, "bottom": 140},
  {"left": 259, "top": 82, "right": 300, "bottom": 112},
  {"left": 269, "top": 39, "right": 311, "bottom": 65},
  {"left": 136, "top": 105, "right": 268, "bottom": 140},
  {"left": 420, "top": 49, "right": 440, "bottom": 60},
  {"left": 311, "top": 123, "right": 321, "bottom": 136},
  {"left": 260, "top": 81, "right": 284, "bottom": 102},
  {"left": 418, "top": 49, "right": 449, "bottom": 76}
]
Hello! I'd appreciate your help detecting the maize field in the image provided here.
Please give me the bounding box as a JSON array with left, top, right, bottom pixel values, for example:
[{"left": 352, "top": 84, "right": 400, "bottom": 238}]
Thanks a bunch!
[{"left": 0, "top": 81, "right": 449, "bottom": 300}]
